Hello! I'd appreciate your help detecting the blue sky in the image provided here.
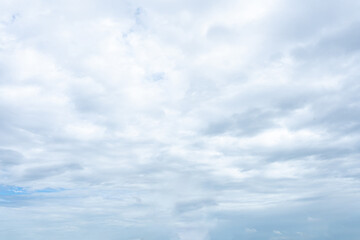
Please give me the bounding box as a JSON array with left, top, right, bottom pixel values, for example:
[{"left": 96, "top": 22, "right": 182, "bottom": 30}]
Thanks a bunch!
[{"left": 1, "top": 0, "right": 360, "bottom": 239}]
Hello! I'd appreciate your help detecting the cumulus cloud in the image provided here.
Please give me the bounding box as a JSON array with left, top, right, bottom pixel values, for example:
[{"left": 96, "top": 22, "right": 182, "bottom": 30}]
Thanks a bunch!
[{"left": 1, "top": 0, "right": 360, "bottom": 239}]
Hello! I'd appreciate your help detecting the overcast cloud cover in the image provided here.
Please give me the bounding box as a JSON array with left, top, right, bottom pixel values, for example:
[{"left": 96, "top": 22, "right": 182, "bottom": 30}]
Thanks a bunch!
[{"left": 1, "top": 0, "right": 360, "bottom": 239}]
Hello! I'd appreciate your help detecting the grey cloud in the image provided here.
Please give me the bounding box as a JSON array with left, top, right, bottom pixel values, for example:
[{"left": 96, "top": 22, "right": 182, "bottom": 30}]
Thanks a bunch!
[
  {"left": 204, "top": 109, "right": 279, "bottom": 136},
  {"left": 175, "top": 198, "right": 217, "bottom": 214},
  {"left": 0, "top": 148, "right": 22, "bottom": 166},
  {"left": 292, "top": 22, "right": 360, "bottom": 60},
  {"left": 20, "top": 163, "right": 83, "bottom": 181},
  {"left": 209, "top": 198, "right": 360, "bottom": 240},
  {"left": 266, "top": 0, "right": 360, "bottom": 43}
]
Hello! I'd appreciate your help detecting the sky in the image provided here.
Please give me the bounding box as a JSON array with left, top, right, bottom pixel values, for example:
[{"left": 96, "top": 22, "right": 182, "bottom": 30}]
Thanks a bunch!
[{"left": 1, "top": 0, "right": 360, "bottom": 239}]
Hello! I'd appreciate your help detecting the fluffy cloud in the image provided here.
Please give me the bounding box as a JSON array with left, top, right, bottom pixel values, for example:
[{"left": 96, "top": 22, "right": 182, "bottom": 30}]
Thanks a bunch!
[{"left": 1, "top": 0, "right": 360, "bottom": 239}]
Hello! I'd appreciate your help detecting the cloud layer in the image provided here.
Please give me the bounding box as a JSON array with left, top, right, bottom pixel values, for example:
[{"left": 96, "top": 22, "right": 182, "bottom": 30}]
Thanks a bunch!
[{"left": 1, "top": 0, "right": 360, "bottom": 239}]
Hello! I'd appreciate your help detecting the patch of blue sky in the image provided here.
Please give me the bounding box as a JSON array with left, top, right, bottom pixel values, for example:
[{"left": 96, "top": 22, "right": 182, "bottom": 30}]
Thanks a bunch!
[
  {"left": 0, "top": 185, "right": 27, "bottom": 196},
  {"left": 34, "top": 188, "right": 64, "bottom": 193},
  {"left": 0, "top": 185, "right": 63, "bottom": 196},
  {"left": 149, "top": 72, "right": 165, "bottom": 81},
  {"left": 0, "top": 185, "right": 65, "bottom": 207}
]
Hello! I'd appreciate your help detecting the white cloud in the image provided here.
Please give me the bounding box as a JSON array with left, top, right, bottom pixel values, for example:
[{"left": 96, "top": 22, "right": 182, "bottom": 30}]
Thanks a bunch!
[
  {"left": 245, "top": 227, "right": 257, "bottom": 233},
  {"left": 1, "top": 0, "right": 360, "bottom": 239}
]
